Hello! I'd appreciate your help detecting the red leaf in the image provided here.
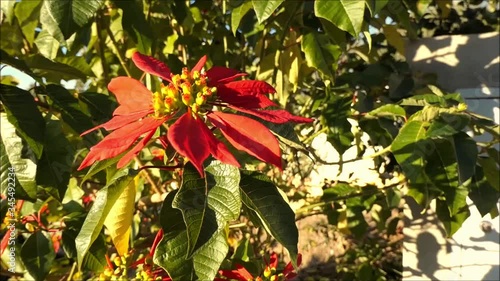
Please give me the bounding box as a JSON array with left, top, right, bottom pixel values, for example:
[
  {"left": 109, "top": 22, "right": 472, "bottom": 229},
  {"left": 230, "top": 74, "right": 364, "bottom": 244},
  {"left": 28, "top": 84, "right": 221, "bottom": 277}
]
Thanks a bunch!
[
  {"left": 167, "top": 113, "right": 210, "bottom": 176},
  {"left": 108, "top": 77, "right": 152, "bottom": 115},
  {"left": 191, "top": 55, "right": 207, "bottom": 74},
  {"left": 219, "top": 264, "right": 253, "bottom": 281},
  {"left": 132, "top": 52, "right": 172, "bottom": 82},
  {"left": 269, "top": 252, "right": 278, "bottom": 269},
  {"left": 208, "top": 112, "right": 282, "bottom": 169},
  {"left": 81, "top": 110, "right": 151, "bottom": 136},
  {"left": 229, "top": 105, "right": 314, "bottom": 124},
  {"left": 206, "top": 66, "right": 247, "bottom": 85},
  {"left": 78, "top": 118, "right": 163, "bottom": 170},
  {"left": 117, "top": 128, "right": 156, "bottom": 168},
  {"left": 197, "top": 117, "right": 240, "bottom": 167},
  {"left": 217, "top": 80, "right": 278, "bottom": 109},
  {"left": 283, "top": 253, "right": 302, "bottom": 276}
]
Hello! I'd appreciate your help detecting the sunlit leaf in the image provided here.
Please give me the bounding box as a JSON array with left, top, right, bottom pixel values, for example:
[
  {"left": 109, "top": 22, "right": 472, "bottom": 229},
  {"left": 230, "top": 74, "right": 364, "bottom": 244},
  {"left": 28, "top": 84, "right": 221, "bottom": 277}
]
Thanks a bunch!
[
  {"left": 239, "top": 170, "right": 299, "bottom": 267},
  {"left": 252, "top": 0, "right": 284, "bottom": 23},
  {"left": 75, "top": 169, "right": 135, "bottom": 270},
  {"left": 104, "top": 176, "right": 137, "bottom": 255},
  {"left": 314, "top": 0, "right": 365, "bottom": 36},
  {"left": 0, "top": 84, "right": 45, "bottom": 159}
]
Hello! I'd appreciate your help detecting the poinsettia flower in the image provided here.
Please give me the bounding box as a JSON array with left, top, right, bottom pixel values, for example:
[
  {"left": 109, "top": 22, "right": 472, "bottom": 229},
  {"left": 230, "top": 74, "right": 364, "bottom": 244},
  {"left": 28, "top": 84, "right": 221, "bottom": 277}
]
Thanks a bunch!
[
  {"left": 218, "top": 252, "right": 302, "bottom": 281},
  {"left": 131, "top": 52, "right": 313, "bottom": 176},
  {"left": 77, "top": 77, "right": 168, "bottom": 170}
]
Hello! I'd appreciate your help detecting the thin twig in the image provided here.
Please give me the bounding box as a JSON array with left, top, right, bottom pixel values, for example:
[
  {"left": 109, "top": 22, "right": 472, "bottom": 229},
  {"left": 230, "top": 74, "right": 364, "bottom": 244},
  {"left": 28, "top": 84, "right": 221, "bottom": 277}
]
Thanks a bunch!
[
  {"left": 134, "top": 156, "right": 161, "bottom": 194},
  {"left": 96, "top": 11, "right": 110, "bottom": 84},
  {"left": 106, "top": 24, "right": 132, "bottom": 77}
]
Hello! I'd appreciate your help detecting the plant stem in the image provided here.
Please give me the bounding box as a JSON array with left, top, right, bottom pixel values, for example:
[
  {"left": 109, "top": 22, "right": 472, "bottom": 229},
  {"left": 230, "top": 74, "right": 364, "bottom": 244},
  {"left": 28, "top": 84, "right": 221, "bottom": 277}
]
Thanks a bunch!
[
  {"left": 67, "top": 262, "right": 77, "bottom": 281},
  {"left": 106, "top": 24, "right": 132, "bottom": 77},
  {"left": 134, "top": 156, "right": 161, "bottom": 194}
]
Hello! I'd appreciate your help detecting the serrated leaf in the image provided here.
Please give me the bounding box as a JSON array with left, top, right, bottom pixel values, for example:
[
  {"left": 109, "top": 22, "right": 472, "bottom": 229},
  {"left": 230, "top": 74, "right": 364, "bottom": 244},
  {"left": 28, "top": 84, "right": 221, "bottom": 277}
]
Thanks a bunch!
[
  {"left": 239, "top": 170, "right": 299, "bottom": 267},
  {"left": 75, "top": 169, "right": 135, "bottom": 270},
  {"left": 36, "top": 118, "right": 74, "bottom": 200},
  {"left": 314, "top": 0, "right": 365, "bottom": 36},
  {"left": 252, "top": 0, "right": 284, "bottom": 23},
  {"left": 301, "top": 31, "right": 341, "bottom": 79},
  {"left": 231, "top": 1, "right": 253, "bottom": 35},
  {"left": 20, "top": 231, "right": 56, "bottom": 281},
  {"left": 43, "top": 84, "right": 95, "bottom": 137},
  {"left": 0, "top": 84, "right": 45, "bottom": 158},
  {"left": 0, "top": 114, "right": 37, "bottom": 200},
  {"left": 155, "top": 162, "right": 241, "bottom": 281},
  {"left": 323, "top": 94, "right": 354, "bottom": 155},
  {"left": 391, "top": 120, "right": 427, "bottom": 183},
  {"left": 104, "top": 176, "right": 137, "bottom": 255},
  {"left": 172, "top": 161, "right": 241, "bottom": 257},
  {"left": 40, "top": 0, "right": 103, "bottom": 44}
]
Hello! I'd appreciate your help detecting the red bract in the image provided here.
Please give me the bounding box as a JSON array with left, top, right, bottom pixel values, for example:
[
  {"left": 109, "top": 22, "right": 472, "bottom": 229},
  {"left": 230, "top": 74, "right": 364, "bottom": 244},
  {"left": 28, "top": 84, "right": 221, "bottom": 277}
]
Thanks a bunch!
[
  {"left": 77, "top": 77, "right": 167, "bottom": 170},
  {"left": 78, "top": 52, "right": 313, "bottom": 176}
]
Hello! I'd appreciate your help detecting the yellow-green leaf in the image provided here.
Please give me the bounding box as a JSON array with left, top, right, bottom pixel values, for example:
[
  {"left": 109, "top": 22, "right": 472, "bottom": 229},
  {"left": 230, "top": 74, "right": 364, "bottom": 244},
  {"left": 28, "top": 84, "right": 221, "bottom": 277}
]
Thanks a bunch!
[{"left": 104, "top": 175, "right": 137, "bottom": 255}]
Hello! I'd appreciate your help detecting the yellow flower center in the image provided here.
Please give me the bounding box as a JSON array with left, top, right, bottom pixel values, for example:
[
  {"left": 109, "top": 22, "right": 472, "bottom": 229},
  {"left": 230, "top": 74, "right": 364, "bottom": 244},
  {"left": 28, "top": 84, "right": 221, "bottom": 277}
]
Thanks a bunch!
[{"left": 152, "top": 68, "right": 216, "bottom": 117}]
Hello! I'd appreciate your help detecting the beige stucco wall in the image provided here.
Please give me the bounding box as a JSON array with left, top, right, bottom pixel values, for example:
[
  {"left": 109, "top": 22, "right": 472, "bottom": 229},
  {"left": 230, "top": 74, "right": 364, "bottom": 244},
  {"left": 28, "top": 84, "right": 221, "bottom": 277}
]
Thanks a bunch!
[{"left": 404, "top": 32, "right": 500, "bottom": 281}]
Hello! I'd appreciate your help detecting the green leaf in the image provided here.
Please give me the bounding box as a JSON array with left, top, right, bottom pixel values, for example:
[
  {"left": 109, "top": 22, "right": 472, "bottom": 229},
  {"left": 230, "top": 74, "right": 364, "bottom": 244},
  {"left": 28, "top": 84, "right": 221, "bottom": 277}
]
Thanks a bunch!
[
  {"left": 231, "top": 1, "right": 253, "bottom": 35},
  {"left": 301, "top": 31, "right": 341, "bottom": 79},
  {"left": 425, "top": 138, "right": 468, "bottom": 216},
  {"left": 367, "top": 104, "right": 406, "bottom": 119},
  {"left": 75, "top": 169, "right": 135, "bottom": 270},
  {"left": 20, "top": 231, "right": 56, "bottom": 281},
  {"left": 391, "top": 120, "right": 427, "bottom": 183},
  {"left": 0, "top": 114, "right": 37, "bottom": 201},
  {"left": 435, "top": 198, "right": 470, "bottom": 237},
  {"left": 477, "top": 157, "right": 499, "bottom": 191},
  {"left": 0, "top": 49, "right": 38, "bottom": 80},
  {"left": 24, "top": 54, "right": 91, "bottom": 82},
  {"left": 43, "top": 85, "right": 95, "bottom": 137},
  {"left": 400, "top": 94, "right": 447, "bottom": 107},
  {"left": 14, "top": 0, "right": 42, "bottom": 46},
  {"left": 452, "top": 132, "right": 477, "bottom": 185},
  {"left": 81, "top": 234, "right": 107, "bottom": 272},
  {"left": 1, "top": 0, "right": 16, "bottom": 24},
  {"left": 239, "top": 170, "right": 299, "bottom": 267},
  {"left": 469, "top": 165, "right": 500, "bottom": 216},
  {"left": 34, "top": 30, "right": 61, "bottom": 60},
  {"left": 36, "top": 118, "right": 74, "bottom": 200},
  {"left": 78, "top": 92, "right": 117, "bottom": 122},
  {"left": 426, "top": 113, "right": 470, "bottom": 138},
  {"left": 79, "top": 154, "right": 124, "bottom": 186},
  {"left": 104, "top": 178, "right": 136, "bottom": 255},
  {"left": 0, "top": 84, "right": 45, "bottom": 159},
  {"left": 172, "top": 161, "right": 241, "bottom": 257},
  {"left": 112, "top": 0, "right": 153, "bottom": 50},
  {"left": 383, "top": 25, "right": 405, "bottom": 55},
  {"left": 314, "top": 0, "right": 365, "bottom": 36},
  {"left": 252, "top": 0, "right": 284, "bottom": 23},
  {"left": 155, "top": 161, "right": 241, "bottom": 281},
  {"left": 323, "top": 94, "right": 354, "bottom": 155},
  {"left": 40, "top": 0, "right": 103, "bottom": 44}
]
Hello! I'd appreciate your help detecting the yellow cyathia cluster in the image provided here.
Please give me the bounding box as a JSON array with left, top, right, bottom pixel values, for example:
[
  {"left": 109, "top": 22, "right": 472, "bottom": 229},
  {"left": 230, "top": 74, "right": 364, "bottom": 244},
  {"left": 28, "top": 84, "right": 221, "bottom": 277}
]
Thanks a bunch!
[{"left": 152, "top": 67, "right": 217, "bottom": 118}]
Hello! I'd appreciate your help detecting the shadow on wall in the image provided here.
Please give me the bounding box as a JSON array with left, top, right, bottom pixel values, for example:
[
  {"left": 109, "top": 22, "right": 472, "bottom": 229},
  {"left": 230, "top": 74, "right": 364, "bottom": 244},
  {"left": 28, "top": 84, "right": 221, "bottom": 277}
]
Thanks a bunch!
[{"left": 406, "top": 32, "right": 500, "bottom": 92}]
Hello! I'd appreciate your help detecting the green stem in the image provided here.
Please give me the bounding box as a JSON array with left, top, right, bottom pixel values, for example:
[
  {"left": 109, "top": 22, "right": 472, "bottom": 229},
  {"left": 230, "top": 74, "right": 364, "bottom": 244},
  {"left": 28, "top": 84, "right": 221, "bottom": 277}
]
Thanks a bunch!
[{"left": 106, "top": 24, "right": 132, "bottom": 77}]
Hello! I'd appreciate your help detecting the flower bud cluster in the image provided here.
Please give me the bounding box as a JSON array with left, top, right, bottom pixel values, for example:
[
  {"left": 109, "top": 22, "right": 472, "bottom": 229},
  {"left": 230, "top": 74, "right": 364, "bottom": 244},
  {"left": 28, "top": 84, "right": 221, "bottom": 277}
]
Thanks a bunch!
[{"left": 152, "top": 67, "right": 217, "bottom": 117}]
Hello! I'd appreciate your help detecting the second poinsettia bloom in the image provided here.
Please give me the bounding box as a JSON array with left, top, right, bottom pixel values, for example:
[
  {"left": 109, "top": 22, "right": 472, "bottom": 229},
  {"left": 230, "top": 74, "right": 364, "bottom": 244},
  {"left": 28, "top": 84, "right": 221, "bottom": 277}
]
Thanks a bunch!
[{"left": 78, "top": 52, "right": 313, "bottom": 176}]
